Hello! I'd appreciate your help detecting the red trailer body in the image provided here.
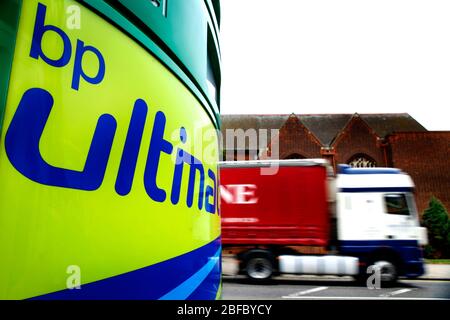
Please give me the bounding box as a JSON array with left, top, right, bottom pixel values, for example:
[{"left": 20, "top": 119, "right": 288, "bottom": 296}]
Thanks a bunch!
[{"left": 220, "top": 160, "right": 331, "bottom": 248}]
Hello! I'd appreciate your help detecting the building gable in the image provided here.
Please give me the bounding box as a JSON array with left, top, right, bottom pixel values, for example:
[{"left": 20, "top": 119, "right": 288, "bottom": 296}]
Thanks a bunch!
[
  {"left": 264, "top": 114, "right": 322, "bottom": 159},
  {"left": 332, "top": 114, "right": 386, "bottom": 167}
]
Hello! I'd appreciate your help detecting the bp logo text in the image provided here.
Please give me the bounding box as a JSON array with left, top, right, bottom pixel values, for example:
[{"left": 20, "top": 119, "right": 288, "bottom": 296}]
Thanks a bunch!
[{"left": 4, "top": 2, "right": 218, "bottom": 214}]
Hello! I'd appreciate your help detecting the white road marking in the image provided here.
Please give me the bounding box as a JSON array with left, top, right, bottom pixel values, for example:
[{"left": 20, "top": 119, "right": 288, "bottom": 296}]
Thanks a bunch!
[
  {"left": 281, "top": 296, "right": 449, "bottom": 300},
  {"left": 282, "top": 286, "right": 328, "bottom": 298},
  {"left": 379, "top": 288, "right": 412, "bottom": 297},
  {"left": 404, "top": 279, "right": 450, "bottom": 283}
]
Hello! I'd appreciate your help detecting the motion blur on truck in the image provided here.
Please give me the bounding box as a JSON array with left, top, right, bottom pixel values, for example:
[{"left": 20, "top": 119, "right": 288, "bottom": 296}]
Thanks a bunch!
[{"left": 219, "top": 159, "right": 428, "bottom": 286}]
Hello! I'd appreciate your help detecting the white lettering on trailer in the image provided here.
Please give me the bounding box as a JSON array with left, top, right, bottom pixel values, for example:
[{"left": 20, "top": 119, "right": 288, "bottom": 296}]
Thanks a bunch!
[
  {"left": 220, "top": 184, "right": 258, "bottom": 204},
  {"left": 222, "top": 218, "right": 259, "bottom": 223}
]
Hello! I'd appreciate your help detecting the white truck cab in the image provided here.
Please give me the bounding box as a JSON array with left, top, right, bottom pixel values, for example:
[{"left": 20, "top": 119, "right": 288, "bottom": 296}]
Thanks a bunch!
[
  {"left": 337, "top": 165, "right": 427, "bottom": 245},
  {"left": 336, "top": 165, "right": 427, "bottom": 281}
]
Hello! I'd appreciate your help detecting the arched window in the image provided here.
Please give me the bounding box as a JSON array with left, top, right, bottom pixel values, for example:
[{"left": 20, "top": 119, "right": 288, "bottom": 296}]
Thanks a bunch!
[
  {"left": 284, "top": 153, "right": 305, "bottom": 160},
  {"left": 347, "top": 154, "right": 377, "bottom": 168}
]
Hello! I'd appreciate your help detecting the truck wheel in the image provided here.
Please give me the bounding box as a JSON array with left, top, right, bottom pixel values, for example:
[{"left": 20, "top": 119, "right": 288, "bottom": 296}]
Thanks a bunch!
[
  {"left": 360, "top": 260, "right": 398, "bottom": 288},
  {"left": 244, "top": 254, "right": 274, "bottom": 281},
  {"left": 373, "top": 260, "right": 398, "bottom": 286}
]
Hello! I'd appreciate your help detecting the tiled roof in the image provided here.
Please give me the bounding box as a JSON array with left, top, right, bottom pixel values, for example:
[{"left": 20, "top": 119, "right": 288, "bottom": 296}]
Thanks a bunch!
[
  {"left": 220, "top": 114, "right": 289, "bottom": 150},
  {"left": 221, "top": 113, "right": 427, "bottom": 148},
  {"left": 361, "top": 113, "right": 427, "bottom": 138},
  {"left": 299, "top": 114, "right": 352, "bottom": 145}
]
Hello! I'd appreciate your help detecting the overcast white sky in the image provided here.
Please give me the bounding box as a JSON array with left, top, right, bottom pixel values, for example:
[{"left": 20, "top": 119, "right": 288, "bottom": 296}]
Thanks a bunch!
[{"left": 219, "top": 0, "right": 450, "bottom": 131}]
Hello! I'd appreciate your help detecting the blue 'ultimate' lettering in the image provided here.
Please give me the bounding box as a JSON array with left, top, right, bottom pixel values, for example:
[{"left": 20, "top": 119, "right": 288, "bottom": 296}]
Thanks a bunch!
[
  {"left": 115, "top": 99, "right": 148, "bottom": 196},
  {"left": 170, "top": 128, "right": 205, "bottom": 210},
  {"left": 204, "top": 169, "right": 217, "bottom": 214},
  {"left": 143, "top": 111, "right": 174, "bottom": 202},
  {"left": 5, "top": 88, "right": 117, "bottom": 190},
  {"left": 4, "top": 88, "right": 218, "bottom": 214}
]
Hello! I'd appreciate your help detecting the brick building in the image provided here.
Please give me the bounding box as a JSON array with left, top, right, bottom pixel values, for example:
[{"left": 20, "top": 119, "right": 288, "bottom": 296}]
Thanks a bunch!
[
  {"left": 387, "top": 132, "right": 450, "bottom": 218},
  {"left": 221, "top": 113, "right": 450, "bottom": 216}
]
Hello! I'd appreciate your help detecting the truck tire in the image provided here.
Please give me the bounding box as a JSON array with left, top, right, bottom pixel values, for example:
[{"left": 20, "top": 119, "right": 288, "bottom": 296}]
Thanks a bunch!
[
  {"left": 357, "top": 259, "right": 398, "bottom": 288},
  {"left": 243, "top": 252, "right": 275, "bottom": 281},
  {"left": 372, "top": 260, "right": 398, "bottom": 287}
]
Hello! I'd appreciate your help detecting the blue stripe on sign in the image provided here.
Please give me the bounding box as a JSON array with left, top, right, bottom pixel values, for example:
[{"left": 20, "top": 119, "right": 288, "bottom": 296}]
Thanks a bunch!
[
  {"left": 187, "top": 253, "right": 221, "bottom": 300},
  {"left": 31, "top": 237, "right": 221, "bottom": 300},
  {"left": 159, "top": 248, "right": 221, "bottom": 300},
  {"left": 339, "top": 187, "right": 413, "bottom": 193}
]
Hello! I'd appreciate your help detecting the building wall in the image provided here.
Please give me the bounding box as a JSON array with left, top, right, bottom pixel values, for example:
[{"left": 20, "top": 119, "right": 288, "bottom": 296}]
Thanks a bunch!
[{"left": 388, "top": 132, "right": 450, "bottom": 215}]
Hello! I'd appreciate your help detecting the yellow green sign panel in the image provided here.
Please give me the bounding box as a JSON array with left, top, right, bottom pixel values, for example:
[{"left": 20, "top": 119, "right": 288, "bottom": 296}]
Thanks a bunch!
[{"left": 0, "top": 0, "right": 221, "bottom": 299}]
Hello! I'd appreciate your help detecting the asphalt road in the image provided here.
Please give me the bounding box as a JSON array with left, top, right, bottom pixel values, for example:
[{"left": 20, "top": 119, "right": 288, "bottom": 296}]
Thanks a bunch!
[{"left": 222, "top": 275, "right": 450, "bottom": 300}]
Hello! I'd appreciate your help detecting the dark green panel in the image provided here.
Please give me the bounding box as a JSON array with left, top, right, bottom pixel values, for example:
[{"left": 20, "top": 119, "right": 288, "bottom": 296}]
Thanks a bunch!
[
  {"left": 114, "top": 0, "right": 221, "bottom": 108},
  {"left": 0, "top": 0, "right": 22, "bottom": 134},
  {"left": 117, "top": 0, "right": 208, "bottom": 79}
]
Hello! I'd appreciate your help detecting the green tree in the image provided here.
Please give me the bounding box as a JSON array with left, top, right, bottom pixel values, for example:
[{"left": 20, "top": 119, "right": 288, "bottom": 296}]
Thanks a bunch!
[{"left": 422, "top": 197, "right": 450, "bottom": 258}]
